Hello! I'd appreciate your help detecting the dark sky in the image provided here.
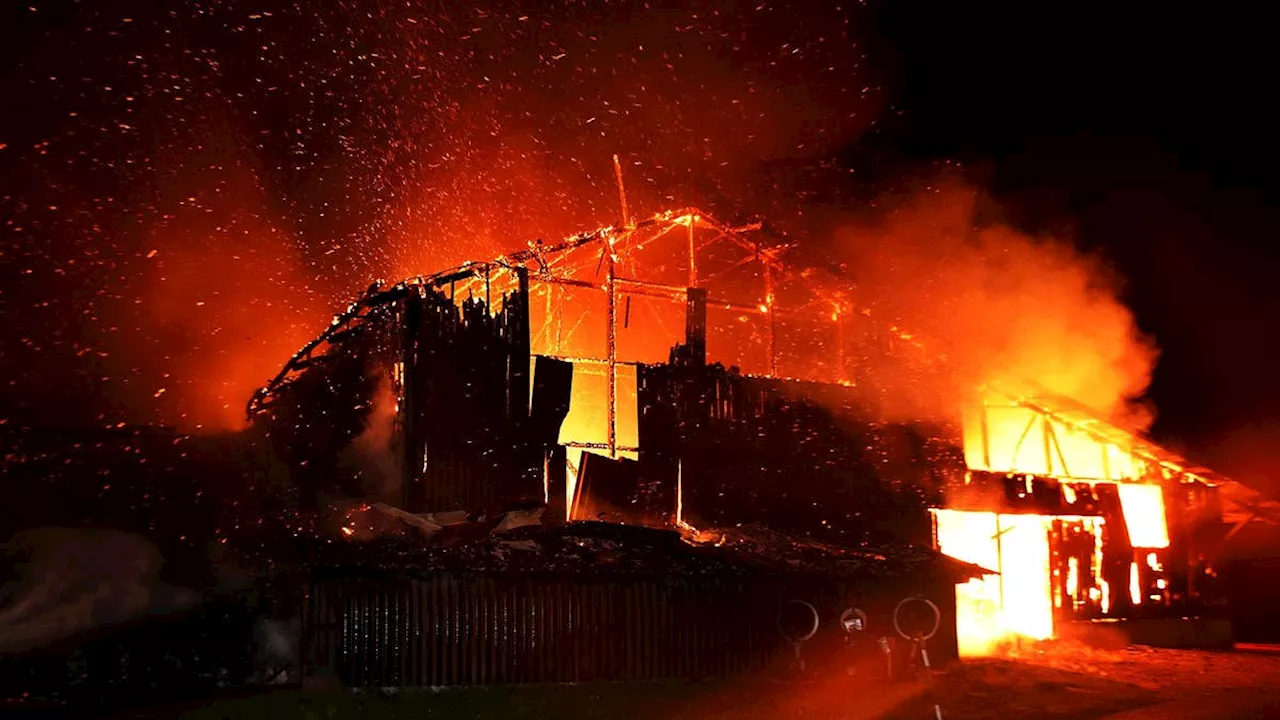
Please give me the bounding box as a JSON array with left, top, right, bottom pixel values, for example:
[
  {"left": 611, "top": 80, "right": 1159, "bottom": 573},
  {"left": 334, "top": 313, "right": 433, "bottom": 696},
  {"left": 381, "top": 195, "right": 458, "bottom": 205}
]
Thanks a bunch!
[
  {"left": 866, "top": 2, "right": 1280, "bottom": 484},
  {"left": 2, "top": 1, "right": 1278, "bottom": 486}
]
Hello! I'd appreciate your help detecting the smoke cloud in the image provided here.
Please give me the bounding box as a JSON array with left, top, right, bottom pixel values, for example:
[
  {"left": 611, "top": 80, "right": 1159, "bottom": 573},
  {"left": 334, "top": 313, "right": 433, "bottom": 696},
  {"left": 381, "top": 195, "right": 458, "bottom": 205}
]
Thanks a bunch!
[
  {"left": 0, "top": 528, "right": 198, "bottom": 656},
  {"left": 340, "top": 371, "right": 404, "bottom": 504},
  {"left": 838, "top": 178, "right": 1158, "bottom": 429},
  {"left": 97, "top": 112, "right": 331, "bottom": 434},
  {"left": 1, "top": 2, "right": 885, "bottom": 433}
]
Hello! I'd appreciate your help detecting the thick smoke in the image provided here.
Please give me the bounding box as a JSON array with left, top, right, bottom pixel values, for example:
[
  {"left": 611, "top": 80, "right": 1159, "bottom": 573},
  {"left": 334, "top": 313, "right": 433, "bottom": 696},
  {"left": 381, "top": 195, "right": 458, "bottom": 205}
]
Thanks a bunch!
[
  {"left": 340, "top": 371, "right": 404, "bottom": 504},
  {"left": 0, "top": 528, "right": 197, "bottom": 656},
  {"left": 838, "top": 179, "right": 1158, "bottom": 429},
  {"left": 84, "top": 105, "right": 333, "bottom": 434},
  {"left": 137, "top": 193, "right": 325, "bottom": 431}
]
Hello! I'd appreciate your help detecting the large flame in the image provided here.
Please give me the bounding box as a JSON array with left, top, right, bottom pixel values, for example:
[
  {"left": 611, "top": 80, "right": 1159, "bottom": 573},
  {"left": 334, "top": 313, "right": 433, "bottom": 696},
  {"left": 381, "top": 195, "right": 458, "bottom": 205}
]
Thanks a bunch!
[
  {"left": 518, "top": 189, "right": 1175, "bottom": 637},
  {"left": 944, "top": 390, "right": 1173, "bottom": 655},
  {"left": 934, "top": 510, "right": 1057, "bottom": 655},
  {"left": 938, "top": 401, "right": 1172, "bottom": 657}
]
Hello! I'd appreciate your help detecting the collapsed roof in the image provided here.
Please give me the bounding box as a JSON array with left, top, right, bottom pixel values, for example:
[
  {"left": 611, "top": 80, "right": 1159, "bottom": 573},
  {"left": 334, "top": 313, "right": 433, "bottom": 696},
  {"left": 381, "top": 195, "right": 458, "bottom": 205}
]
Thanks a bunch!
[{"left": 247, "top": 206, "right": 1272, "bottom": 542}]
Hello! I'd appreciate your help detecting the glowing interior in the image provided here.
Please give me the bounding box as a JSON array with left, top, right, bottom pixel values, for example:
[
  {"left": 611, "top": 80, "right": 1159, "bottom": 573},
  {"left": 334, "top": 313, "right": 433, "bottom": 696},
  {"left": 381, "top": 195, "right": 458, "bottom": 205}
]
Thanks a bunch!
[
  {"left": 510, "top": 214, "right": 1178, "bottom": 642},
  {"left": 1117, "top": 483, "right": 1170, "bottom": 548},
  {"left": 943, "top": 395, "right": 1174, "bottom": 656},
  {"left": 934, "top": 509, "right": 1055, "bottom": 656}
]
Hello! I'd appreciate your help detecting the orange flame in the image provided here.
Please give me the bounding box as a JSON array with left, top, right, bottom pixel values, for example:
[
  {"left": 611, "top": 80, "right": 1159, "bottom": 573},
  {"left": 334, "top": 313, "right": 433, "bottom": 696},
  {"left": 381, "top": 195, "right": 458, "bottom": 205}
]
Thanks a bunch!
[
  {"left": 835, "top": 178, "right": 1158, "bottom": 429},
  {"left": 934, "top": 509, "right": 1059, "bottom": 656}
]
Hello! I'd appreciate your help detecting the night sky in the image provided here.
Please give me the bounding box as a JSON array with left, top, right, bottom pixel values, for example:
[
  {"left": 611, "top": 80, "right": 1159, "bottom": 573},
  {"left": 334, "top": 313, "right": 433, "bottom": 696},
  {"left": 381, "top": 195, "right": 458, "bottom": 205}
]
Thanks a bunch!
[
  {"left": 870, "top": 2, "right": 1280, "bottom": 487},
  {"left": 2, "top": 2, "right": 1277, "bottom": 489}
]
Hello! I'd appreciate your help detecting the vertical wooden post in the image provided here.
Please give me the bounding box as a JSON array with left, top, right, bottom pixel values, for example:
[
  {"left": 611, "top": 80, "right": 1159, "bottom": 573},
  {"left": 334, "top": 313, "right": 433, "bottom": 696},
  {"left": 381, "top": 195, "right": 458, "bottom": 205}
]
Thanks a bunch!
[
  {"left": 554, "top": 285, "right": 564, "bottom": 354},
  {"left": 612, "top": 154, "right": 630, "bottom": 228},
  {"left": 606, "top": 246, "right": 618, "bottom": 458},
  {"left": 834, "top": 307, "right": 845, "bottom": 383},
  {"left": 546, "top": 445, "right": 568, "bottom": 524},
  {"left": 1043, "top": 417, "right": 1054, "bottom": 476},
  {"left": 685, "top": 287, "right": 707, "bottom": 367},
  {"left": 400, "top": 291, "right": 422, "bottom": 511},
  {"left": 687, "top": 215, "right": 698, "bottom": 288},
  {"left": 980, "top": 403, "right": 992, "bottom": 470},
  {"left": 511, "top": 266, "right": 531, "bottom": 424},
  {"left": 993, "top": 514, "right": 1009, "bottom": 613},
  {"left": 764, "top": 262, "right": 777, "bottom": 377}
]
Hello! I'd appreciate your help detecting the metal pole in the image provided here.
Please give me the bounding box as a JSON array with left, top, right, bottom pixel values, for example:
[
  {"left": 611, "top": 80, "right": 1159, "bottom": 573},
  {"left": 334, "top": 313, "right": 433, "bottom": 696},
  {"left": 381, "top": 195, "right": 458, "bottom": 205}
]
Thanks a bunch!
[{"left": 918, "top": 638, "right": 943, "bottom": 720}]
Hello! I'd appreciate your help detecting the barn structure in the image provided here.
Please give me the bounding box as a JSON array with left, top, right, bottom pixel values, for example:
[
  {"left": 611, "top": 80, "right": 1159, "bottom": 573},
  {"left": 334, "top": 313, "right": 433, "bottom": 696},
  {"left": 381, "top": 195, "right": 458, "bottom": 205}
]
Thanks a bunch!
[{"left": 249, "top": 206, "right": 1273, "bottom": 682}]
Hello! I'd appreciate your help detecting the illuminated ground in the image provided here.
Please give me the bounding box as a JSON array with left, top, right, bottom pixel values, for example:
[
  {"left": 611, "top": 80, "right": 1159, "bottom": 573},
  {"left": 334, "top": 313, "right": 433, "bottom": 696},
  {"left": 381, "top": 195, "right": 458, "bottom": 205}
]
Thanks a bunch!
[{"left": 102, "top": 643, "right": 1280, "bottom": 719}]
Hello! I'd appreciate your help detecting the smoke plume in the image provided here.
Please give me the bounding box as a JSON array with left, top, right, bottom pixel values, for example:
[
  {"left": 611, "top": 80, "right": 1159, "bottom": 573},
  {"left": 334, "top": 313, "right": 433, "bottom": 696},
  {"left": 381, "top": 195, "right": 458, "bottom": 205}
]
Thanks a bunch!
[
  {"left": 102, "top": 112, "right": 330, "bottom": 434},
  {"left": 838, "top": 178, "right": 1158, "bottom": 429},
  {"left": 0, "top": 528, "right": 198, "bottom": 656},
  {"left": 340, "top": 371, "right": 404, "bottom": 504}
]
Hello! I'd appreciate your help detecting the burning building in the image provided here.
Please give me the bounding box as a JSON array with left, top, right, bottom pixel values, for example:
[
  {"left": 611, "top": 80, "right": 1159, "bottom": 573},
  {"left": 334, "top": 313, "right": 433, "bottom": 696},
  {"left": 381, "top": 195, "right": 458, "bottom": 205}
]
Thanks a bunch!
[
  {"left": 937, "top": 380, "right": 1263, "bottom": 655},
  {"left": 248, "top": 202, "right": 1268, "bottom": 683}
]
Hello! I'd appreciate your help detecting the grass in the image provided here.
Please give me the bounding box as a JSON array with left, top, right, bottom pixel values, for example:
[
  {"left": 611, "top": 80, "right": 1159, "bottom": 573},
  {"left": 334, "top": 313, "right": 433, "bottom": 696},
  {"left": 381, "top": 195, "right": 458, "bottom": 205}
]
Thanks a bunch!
[
  {"left": 114, "top": 660, "right": 1157, "bottom": 720},
  {"left": 106, "top": 644, "right": 1280, "bottom": 719}
]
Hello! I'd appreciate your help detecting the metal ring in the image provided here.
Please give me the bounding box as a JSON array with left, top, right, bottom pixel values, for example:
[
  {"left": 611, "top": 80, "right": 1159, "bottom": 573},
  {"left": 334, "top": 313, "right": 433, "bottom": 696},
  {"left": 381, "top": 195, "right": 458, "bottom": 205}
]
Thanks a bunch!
[
  {"left": 839, "top": 607, "right": 868, "bottom": 634},
  {"left": 892, "top": 595, "right": 940, "bottom": 641},
  {"left": 777, "top": 599, "right": 820, "bottom": 644}
]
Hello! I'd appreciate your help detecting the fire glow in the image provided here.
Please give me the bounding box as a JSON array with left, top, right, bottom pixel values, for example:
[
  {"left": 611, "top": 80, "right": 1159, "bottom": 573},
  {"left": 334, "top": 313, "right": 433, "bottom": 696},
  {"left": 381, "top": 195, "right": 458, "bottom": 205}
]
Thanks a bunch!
[
  {"left": 511, "top": 200, "right": 1182, "bottom": 658},
  {"left": 936, "top": 391, "right": 1178, "bottom": 656},
  {"left": 936, "top": 511, "right": 1058, "bottom": 655},
  {"left": 1118, "top": 483, "right": 1170, "bottom": 549},
  {"left": 449, "top": 198, "right": 1176, "bottom": 652},
  {"left": 936, "top": 510, "right": 1112, "bottom": 656},
  {"left": 252, "top": 170, "right": 1195, "bottom": 661}
]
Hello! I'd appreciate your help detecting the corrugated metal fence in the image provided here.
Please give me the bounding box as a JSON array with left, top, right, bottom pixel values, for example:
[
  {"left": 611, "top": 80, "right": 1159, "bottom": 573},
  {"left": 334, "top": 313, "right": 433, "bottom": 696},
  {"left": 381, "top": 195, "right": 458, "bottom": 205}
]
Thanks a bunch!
[{"left": 303, "top": 572, "right": 795, "bottom": 686}]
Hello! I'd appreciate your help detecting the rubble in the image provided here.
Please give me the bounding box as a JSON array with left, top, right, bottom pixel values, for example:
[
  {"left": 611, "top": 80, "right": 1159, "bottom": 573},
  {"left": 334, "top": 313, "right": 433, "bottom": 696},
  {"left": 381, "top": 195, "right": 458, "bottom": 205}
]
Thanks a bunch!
[{"left": 368, "top": 502, "right": 443, "bottom": 539}]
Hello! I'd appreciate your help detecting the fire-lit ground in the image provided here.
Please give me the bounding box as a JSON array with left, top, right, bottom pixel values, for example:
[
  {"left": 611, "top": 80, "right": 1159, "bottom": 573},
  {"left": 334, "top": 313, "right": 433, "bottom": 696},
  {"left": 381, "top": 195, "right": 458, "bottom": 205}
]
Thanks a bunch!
[{"left": 105, "top": 643, "right": 1280, "bottom": 720}]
